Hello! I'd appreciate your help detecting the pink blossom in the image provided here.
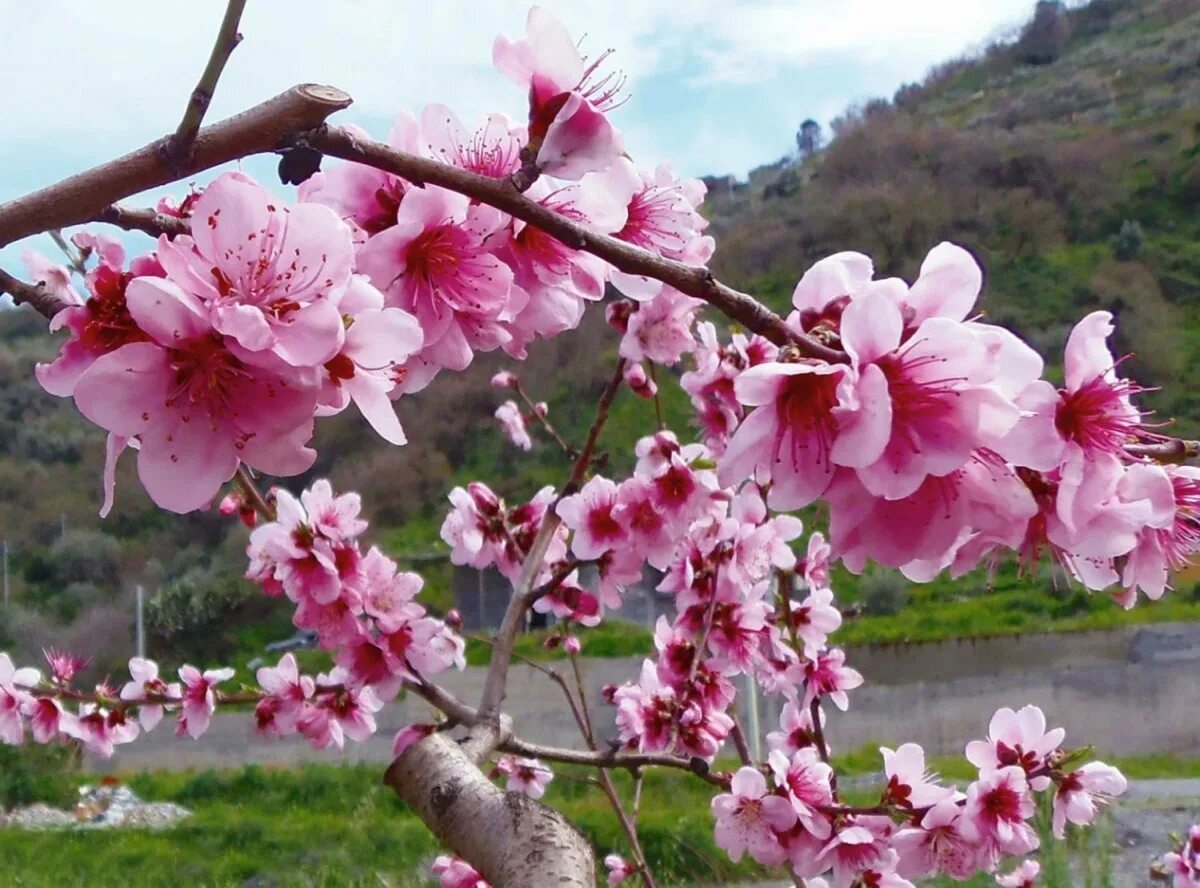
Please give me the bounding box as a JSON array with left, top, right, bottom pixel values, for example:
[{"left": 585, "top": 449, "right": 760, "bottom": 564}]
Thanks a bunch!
[
  {"left": 495, "top": 400, "right": 533, "bottom": 450},
  {"left": 72, "top": 278, "right": 318, "bottom": 513},
  {"left": 719, "top": 360, "right": 847, "bottom": 510},
  {"left": 297, "top": 668, "right": 382, "bottom": 750},
  {"left": 432, "top": 855, "right": 490, "bottom": 888},
  {"left": 711, "top": 766, "right": 797, "bottom": 866},
  {"left": 1051, "top": 761, "right": 1127, "bottom": 838},
  {"left": 178, "top": 665, "right": 235, "bottom": 739},
  {"left": 788, "top": 250, "right": 875, "bottom": 335},
  {"left": 23, "top": 250, "right": 80, "bottom": 305},
  {"left": 317, "top": 277, "right": 422, "bottom": 445},
  {"left": 881, "top": 743, "right": 955, "bottom": 809},
  {"left": 803, "top": 648, "right": 864, "bottom": 711},
  {"left": 496, "top": 754, "right": 554, "bottom": 799},
  {"left": 420, "top": 103, "right": 525, "bottom": 178},
  {"left": 995, "top": 859, "right": 1040, "bottom": 888},
  {"left": 965, "top": 705, "right": 1064, "bottom": 791},
  {"left": 790, "top": 585, "right": 842, "bottom": 656},
  {"left": 817, "top": 817, "right": 895, "bottom": 888},
  {"left": 961, "top": 767, "right": 1039, "bottom": 857},
  {"left": 613, "top": 477, "right": 675, "bottom": 569},
  {"left": 610, "top": 161, "right": 714, "bottom": 299},
  {"left": 682, "top": 322, "right": 778, "bottom": 455},
  {"left": 164, "top": 171, "right": 354, "bottom": 368},
  {"left": 624, "top": 362, "right": 657, "bottom": 398},
  {"left": 299, "top": 120, "right": 415, "bottom": 236},
  {"left": 247, "top": 487, "right": 359, "bottom": 605},
  {"left": 35, "top": 261, "right": 154, "bottom": 398},
  {"left": 71, "top": 231, "right": 125, "bottom": 269},
  {"left": 23, "top": 697, "right": 66, "bottom": 744},
  {"left": 802, "top": 531, "right": 833, "bottom": 592},
  {"left": 356, "top": 186, "right": 518, "bottom": 374},
  {"left": 531, "top": 575, "right": 602, "bottom": 627},
  {"left": 557, "top": 476, "right": 627, "bottom": 559},
  {"left": 43, "top": 648, "right": 89, "bottom": 685},
  {"left": 254, "top": 653, "right": 314, "bottom": 736},
  {"left": 604, "top": 853, "right": 637, "bottom": 885},
  {"left": 832, "top": 289, "right": 1019, "bottom": 500},
  {"left": 619, "top": 288, "right": 702, "bottom": 365},
  {"left": 892, "top": 799, "right": 980, "bottom": 881},
  {"left": 491, "top": 371, "right": 518, "bottom": 389},
  {"left": 493, "top": 7, "right": 626, "bottom": 179},
  {"left": 768, "top": 748, "right": 834, "bottom": 837},
  {"left": 767, "top": 699, "right": 823, "bottom": 756},
  {"left": 61, "top": 704, "right": 140, "bottom": 757},
  {"left": 0, "top": 653, "right": 39, "bottom": 744},
  {"left": 120, "top": 657, "right": 181, "bottom": 732},
  {"left": 1121, "top": 465, "right": 1200, "bottom": 602},
  {"left": 392, "top": 723, "right": 436, "bottom": 757},
  {"left": 613, "top": 660, "right": 676, "bottom": 753}
]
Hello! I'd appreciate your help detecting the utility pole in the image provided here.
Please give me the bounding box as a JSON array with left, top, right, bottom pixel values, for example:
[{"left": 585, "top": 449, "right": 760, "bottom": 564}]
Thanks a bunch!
[
  {"left": 2, "top": 540, "right": 8, "bottom": 608},
  {"left": 135, "top": 585, "right": 145, "bottom": 659}
]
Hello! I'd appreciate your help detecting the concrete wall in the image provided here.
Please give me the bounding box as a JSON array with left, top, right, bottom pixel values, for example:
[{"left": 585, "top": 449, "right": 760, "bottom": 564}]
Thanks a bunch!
[{"left": 87, "top": 621, "right": 1200, "bottom": 772}]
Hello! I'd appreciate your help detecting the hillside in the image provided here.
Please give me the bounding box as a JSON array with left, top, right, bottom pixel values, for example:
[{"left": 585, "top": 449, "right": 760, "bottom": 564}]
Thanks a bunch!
[
  {"left": 2, "top": 0, "right": 1199, "bottom": 672},
  {"left": 705, "top": 0, "right": 1200, "bottom": 427}
]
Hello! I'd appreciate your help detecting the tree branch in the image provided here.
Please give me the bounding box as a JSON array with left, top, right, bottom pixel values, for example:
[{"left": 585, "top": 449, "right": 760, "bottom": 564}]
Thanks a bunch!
[
  {"left": 0, "top": 269, "right": 69, "bottom": 319},
  {"left": 165, "top": 0, "right": 248, "bottom": 166},
  {"left": 0, "top": 84, "right": 351, "bottom": 249},
  {"left": 1126, "top": 439, "right": 1200, "bottom": 463},
  {"left": 478, "top": 359, "right": 627, "bottom": 723},
  {"left": 304, "top": 125, "right": 845, "bottom": 360},
  {"left": 386, "top": 729, "right": 595, "bottom": 887},
  {"left": 94, "top": 204, "right": 190, "bottom": 239}
]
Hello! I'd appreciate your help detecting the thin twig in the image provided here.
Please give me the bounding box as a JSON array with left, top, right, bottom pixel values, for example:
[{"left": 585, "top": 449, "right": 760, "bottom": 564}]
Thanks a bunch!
[
  {"left": 166, "top": 0, "right": 249, "bottom": 166},
  {"left": 512, "top": 379, "right": 574, "bottom": 456},
  {"left": 477, "top": 359, "right": 627, "bottom": 722},
  {"left": 1126, "top": 439, "right": 1200, "bottom": 463},
  {"left": 234, "top": 466, "right": 276, "bottom": 522},
  {"left": 306, "top": 125, "right": 845, "bottom": 361}
]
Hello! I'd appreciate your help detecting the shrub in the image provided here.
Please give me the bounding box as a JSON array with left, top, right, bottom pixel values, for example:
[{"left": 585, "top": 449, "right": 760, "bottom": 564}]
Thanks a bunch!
[
  {"left": 1110, "top": 219, "right": 1146, "bottom": 261},
  {"left": 858, "top": 571, "right": 910, "bottom": 617}
]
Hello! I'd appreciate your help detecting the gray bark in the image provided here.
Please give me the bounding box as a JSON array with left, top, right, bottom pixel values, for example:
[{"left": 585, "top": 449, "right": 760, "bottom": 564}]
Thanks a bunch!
[{"left": 386, "top": 730, "right": 595, "bottom": 886}]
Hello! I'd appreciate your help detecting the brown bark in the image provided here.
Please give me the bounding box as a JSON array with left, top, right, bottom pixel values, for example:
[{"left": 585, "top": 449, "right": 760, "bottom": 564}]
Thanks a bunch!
[
  {"left": 386, "top": 730, "right": 595, "bottom": 887},
  {"left": 0, "top": 84, "right": 351, "bottom": 248}
]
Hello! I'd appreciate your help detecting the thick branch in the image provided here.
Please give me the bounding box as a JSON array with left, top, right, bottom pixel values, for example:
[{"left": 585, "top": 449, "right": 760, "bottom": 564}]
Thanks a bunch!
[
  {"left": 386, "top": 730, "right": 594, "bottom": 887},
  {"left": 0, "top": 269, "right": 69, "bottom": 319},
  {"left": 166, "top": 0, "right": 248, "bottom": 165},
  {"left": 305, "top": 126, "right": 845, "bottom": 360},
  {"left": 0, "top": 84, "right": 351, "bottom": 248},
  {"left": 94, "top": 204, "right": 190, "bottom": 239},
  {"left": 478, "top": 359, "right": 627, "bottom": 722}
]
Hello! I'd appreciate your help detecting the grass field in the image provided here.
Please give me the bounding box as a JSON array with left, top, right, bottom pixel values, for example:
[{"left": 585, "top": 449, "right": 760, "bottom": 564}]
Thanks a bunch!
[{"left": 2, "top": 745, "right": 1195, "bottom": 887}]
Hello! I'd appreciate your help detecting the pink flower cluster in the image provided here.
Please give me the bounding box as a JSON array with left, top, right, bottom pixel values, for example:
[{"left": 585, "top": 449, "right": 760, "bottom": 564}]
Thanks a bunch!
[
  {"left": 1163, "top": 825, "right": 1200, "bottom": 885},
  {"left": 35, "top": 174, "right": 423, "bottom": 514},
  {"left": 710, "top": 703, "right": 1125, "bottom": 885},
  {"left": 710, "top": 243, "right": 1200, "bottom": 604},
  {"left": 247, "top": 480, "right": 465, "bottom": 717}
]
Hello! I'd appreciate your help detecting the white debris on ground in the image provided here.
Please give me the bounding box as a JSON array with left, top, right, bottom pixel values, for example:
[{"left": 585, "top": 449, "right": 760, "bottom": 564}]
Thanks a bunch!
[{"left": 0, "top": 783, "right": 191, "bottom": 830}]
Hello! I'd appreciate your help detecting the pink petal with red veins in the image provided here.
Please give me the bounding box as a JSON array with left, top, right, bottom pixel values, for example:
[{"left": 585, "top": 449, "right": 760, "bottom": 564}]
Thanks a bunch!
[
  {"left": 138, "top": 421, "right": 239, "bottom": 513},
  {"left": 73, "top": 343, "right": 170, "bottom": 437},
  {"left": 125, "top": 277, "right": 210, "bottom": 346},
  {"left": 1064, "top": 310, "right": 1116, "bottom": 391},
  {"left": 189, "top": 171, "right": 275, "bottom": 264},
  {"left": 904, "top": 241, "right": 981, "bottom": 324},
  {"left": 841, "top": 289, "right": 902, "bottom": 365},
  {"left": 271, "top": 300, "right": 345, "bottom": 367},
  {"left": 347, "top": 377, "right": 407, "bottom": 446},
  {"left": 346, "top": 308, "right": 423, "bottom": 367}
]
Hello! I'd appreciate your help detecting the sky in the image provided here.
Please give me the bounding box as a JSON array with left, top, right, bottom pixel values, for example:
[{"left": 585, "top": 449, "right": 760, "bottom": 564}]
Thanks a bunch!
[{"left": 0, "top": 0, "right": 1039, "bottom": 288}]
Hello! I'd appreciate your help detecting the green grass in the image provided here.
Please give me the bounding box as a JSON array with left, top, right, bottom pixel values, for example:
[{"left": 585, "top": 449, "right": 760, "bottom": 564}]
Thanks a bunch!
[
  {"left": 6, "top": 742, "right": 1195, "bottom": 887},
  {"left": 464, "top": 619, "right": 654, "bottom": 666},
  {"left": 0, "top": 762, "right": 765, "bottom": 888}
]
